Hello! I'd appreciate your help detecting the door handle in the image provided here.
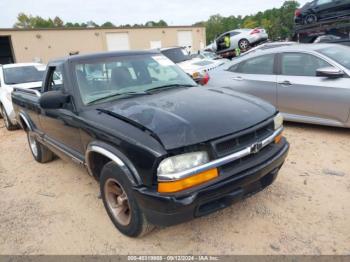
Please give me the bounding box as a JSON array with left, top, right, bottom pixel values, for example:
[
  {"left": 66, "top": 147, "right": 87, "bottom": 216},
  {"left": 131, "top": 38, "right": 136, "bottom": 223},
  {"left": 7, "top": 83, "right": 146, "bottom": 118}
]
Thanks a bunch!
[
  {"left": 233, "top": 76, "right": 243, "bottom": 81},
  {"left": 278, "top": 80, "right": 292, "bottom": 86}
]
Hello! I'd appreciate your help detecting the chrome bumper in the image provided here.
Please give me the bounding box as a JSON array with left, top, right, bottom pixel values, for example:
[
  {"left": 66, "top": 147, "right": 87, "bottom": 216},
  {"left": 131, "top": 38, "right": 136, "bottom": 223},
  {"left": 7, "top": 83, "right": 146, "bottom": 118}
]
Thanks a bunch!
[{"left": 157, "top": 127, "right": 284, "bottom": 182}]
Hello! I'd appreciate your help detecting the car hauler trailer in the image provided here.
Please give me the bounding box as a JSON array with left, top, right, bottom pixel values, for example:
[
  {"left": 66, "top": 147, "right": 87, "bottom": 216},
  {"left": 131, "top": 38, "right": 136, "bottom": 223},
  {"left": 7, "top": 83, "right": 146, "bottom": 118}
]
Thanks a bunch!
[{"left": 293, "top": 16, "right": 350, "bottom": 43}]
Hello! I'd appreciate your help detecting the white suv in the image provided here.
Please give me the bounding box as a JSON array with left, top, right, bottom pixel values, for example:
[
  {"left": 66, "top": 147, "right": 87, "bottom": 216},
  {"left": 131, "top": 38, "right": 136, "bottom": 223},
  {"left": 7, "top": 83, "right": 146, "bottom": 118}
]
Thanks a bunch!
[{"left": 0, "top": 63, "right": 46, "bottom": 130}]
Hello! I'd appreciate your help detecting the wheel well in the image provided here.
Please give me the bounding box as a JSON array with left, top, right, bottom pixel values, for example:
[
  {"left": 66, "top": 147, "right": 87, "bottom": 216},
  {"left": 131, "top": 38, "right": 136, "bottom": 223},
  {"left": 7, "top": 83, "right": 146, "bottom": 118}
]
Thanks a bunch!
[{"left": 86, "top": 152, "right": 112, "bottom": 180}]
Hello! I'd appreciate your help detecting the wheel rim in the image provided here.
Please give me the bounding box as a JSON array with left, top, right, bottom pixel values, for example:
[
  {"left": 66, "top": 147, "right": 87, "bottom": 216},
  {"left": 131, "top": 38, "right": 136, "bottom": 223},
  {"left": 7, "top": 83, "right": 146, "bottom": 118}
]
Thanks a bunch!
[
  {"left": 28, "top": 134, "right": 38, "bottom": 157},
  {"left": 104, "top": 178, "right": 131, "bottom": 226},
  {"left": 306, "top": 15, "right": 316, "bottom": 24},
  {"left": 240, "top": 40, "right": 248, "bottom": 50}
]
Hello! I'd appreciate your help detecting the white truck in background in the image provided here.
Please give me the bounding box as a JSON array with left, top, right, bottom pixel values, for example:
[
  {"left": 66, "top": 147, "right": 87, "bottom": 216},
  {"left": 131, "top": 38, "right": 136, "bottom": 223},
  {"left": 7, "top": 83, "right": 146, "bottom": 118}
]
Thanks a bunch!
[{"left": 0, "top": 63, "right": 46, "bottom": 130}]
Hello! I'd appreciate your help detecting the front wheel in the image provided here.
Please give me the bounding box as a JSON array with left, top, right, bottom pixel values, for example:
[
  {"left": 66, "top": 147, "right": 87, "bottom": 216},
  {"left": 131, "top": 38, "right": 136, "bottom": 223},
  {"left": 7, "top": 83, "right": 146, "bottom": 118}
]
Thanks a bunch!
[
  {"left": 238, "top": 39, "right": 250, "bottom": 50},
  {"left": 27, "top": 131, "right": 54, "bottom": 163},
  {"left": 100, "top": 162, "right": 154, "bottom": 237}
]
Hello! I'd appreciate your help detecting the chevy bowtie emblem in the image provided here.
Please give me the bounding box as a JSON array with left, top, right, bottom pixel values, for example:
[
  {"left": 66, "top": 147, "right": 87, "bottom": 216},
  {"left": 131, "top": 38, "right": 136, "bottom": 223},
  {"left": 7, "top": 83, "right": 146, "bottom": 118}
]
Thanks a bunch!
[{"left": 251, "top": 142, "right": 263, "bottom": 154}]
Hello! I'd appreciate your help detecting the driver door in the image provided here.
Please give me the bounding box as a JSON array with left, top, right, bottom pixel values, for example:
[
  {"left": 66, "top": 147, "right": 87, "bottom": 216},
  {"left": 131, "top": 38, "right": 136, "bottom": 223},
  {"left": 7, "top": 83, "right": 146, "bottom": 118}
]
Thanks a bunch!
[{"left": 39, "top": 64, "right": 84, "bottom": 157}]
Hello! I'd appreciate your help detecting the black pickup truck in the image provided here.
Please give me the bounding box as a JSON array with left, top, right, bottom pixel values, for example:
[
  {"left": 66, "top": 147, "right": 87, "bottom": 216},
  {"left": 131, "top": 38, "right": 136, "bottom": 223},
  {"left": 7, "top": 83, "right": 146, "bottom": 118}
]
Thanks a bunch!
[{"left": 12, "top": 50, "right": 289, "bottom": 237}]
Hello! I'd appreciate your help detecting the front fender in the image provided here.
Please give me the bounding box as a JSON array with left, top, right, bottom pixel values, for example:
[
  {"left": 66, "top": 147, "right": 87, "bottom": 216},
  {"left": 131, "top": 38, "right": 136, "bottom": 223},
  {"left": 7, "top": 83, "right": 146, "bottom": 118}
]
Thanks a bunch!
[
  {"left": 85, "top": 141, "right": 143, "bottom": 186},
  {"left": 0, "top": 90, "right": 16, "bottom": 122}
]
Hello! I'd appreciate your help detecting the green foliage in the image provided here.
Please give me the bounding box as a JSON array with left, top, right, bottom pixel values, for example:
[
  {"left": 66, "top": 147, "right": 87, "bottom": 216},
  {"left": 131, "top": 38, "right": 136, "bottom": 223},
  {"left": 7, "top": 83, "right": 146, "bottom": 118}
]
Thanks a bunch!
[
  {"left": 14, "top": 0, "right": 299, "bottom": 42},
  {"left": 101, "top": 21, "right": 115, "bottom": 28},
  {"left": 144, "top": 20, "right": 169, "bottom": 27},
  {"left": 13, "top": 13, "right": 169, "bottom": 29},
  {"left": 201, "top": 1, "right": 300, "bottom": 43}
]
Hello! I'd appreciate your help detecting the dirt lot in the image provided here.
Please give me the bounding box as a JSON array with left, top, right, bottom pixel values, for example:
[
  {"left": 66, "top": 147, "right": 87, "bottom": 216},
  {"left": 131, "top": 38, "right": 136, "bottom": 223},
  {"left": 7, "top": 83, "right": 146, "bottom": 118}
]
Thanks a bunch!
[{"left": 0, "top": 122, "right": 349, "bottom": 255}]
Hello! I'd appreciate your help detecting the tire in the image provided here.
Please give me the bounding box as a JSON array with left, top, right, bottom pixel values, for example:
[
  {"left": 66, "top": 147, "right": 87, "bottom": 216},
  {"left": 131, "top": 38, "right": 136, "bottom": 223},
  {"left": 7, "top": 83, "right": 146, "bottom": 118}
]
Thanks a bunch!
[
  {"left": 100, "top": 162, "right": 154, "bottom": 237},
  {"left": 304, "top": 14, "right": 317, "bottom": 24},
  {"left": 238, "top": 39, "right": 250, "bottom": 50},
  {"left": 27, "top": 131, "right": 54, "bottom": 163},
  {"left": 1, "top": 105, "right": 19, "bottom": 131}
]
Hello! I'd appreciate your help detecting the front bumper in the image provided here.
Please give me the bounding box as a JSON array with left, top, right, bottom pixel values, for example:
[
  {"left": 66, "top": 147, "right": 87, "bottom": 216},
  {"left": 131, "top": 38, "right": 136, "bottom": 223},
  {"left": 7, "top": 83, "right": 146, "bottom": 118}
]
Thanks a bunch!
[
  {"left": 133, "top": 139, "right": 289, "bottom": 227},
  {"left": 1, "top": 95, "right": 16, "bottom": 124}
]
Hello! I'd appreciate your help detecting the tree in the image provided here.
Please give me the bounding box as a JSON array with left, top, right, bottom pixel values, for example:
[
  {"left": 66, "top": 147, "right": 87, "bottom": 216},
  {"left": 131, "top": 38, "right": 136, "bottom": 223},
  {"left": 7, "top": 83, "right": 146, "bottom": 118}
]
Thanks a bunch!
[
  {"left": 101, "top": 21, "right": 115, "bottom": 28},
  {"left": 53, "top": 16, "right": 64, "bottom": 27},
  {"left": 86, "top": 21, "right": 99, "bottom": 28},
  {"left": 197, "top": 0, "right": 300, "bottom": 43},
  {"left": 14, "top": 13, "right": 32, "bottom": 28}
]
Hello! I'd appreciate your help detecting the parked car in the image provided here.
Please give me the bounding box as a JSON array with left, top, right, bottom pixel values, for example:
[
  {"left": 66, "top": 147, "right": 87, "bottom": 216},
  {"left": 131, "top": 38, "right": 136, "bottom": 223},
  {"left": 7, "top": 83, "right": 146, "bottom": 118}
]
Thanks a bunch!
[
  {"left": 191, "top": 51, "right": 230, "bottom": 63},
  {"left": 317, "top": 37, "right": 350, "bottom": 46},
  {"left": 240, "top": 41, "right": 297, "bottom": 57},
  {"left": 211, "top": 28, "right": 268, "bottom": 54},
  {"left": 208, "top": 44, "right": 350, "bottom": 128},
  {"left": 12, "top": 50, "right": 289, "bottom": 237},
  {"left": 0, "top": 63, "right": 45, "bottom": 130},
  {"left": 295, "top": 0, "right": 350, "bottom": 25},
  {"left": 313, "top": 34, "right": 342, "bottom": 42},
  {"left": 160, "top": 47, "right": 224, "bottom": 84}
]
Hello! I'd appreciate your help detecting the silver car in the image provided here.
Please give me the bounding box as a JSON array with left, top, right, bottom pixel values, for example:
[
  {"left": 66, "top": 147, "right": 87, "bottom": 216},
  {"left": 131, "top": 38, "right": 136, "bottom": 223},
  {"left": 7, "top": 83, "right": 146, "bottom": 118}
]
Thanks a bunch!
[
  {"left": 212, "top": 28, "right": 268, "bottom": 53},
  {"left": 208, "top": 44, "right": 350, "bottom": 128}
]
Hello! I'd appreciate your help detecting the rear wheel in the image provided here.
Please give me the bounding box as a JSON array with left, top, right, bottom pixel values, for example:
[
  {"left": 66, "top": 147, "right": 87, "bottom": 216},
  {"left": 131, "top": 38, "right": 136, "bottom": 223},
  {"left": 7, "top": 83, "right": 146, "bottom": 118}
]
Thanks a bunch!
[
  {"left": 0, "top": 105, "right": 18, "bottom": 131},
  {"left": 304, "top": 14, "right": 317, "bottom": 24},
  {"left": 238, "top": 39, "right": 250, "bottom": 50},
  {"left": 100, "top": 162, "right": 154, "bottom": 237},
  {"left": 27, "top": 131, "right": 54, "bottom": 163}
]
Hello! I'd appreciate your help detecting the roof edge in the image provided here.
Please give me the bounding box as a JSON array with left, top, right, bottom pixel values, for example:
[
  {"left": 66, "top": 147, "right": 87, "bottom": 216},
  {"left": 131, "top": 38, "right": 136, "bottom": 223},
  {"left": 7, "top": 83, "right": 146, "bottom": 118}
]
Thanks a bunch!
[{"left": 0, "top": 25, "right": 205, "bottom": 32}]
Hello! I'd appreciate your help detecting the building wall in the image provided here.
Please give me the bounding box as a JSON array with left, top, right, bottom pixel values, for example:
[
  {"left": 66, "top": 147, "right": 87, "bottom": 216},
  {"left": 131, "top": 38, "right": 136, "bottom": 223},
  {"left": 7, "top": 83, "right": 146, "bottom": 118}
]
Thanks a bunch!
[{"left": 0, "top": 27, "right": 206, "bottom": 63}]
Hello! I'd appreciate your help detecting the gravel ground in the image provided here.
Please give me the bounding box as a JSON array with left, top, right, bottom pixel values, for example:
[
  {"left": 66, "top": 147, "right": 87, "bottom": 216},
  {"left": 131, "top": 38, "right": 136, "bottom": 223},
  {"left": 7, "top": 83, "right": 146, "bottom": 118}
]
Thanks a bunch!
[{"left": 0, "top": 122, "right": 349, "bottom": 255}]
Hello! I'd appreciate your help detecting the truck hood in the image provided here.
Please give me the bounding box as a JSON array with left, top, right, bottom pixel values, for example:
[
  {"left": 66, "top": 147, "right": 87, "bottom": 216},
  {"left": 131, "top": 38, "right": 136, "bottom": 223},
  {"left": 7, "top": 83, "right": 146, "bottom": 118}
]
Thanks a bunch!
[
  {"left": 177, "top": 58, "right": 223, "bottom": 75},
  {"left": 10, "top": 81, "right": 42, "bottom": 89},
  {"left": 100, "top": 87, "right": 276, "bottom": 150}
]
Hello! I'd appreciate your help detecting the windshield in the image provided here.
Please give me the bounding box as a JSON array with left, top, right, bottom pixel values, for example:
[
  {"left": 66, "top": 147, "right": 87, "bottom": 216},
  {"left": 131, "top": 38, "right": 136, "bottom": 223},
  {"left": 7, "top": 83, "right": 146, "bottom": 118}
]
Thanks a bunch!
[
  {"left": 161, "top": 48, "right": 191, "bottom": 63},
  {"left": 317, "top": 46, "right": 350, "bottom": 69},
  {"left": 75, "top": 54, "right": 196, "bottom": 105},
  {"left": 3, "top": 66, "right": 45, "bottom": 85}
]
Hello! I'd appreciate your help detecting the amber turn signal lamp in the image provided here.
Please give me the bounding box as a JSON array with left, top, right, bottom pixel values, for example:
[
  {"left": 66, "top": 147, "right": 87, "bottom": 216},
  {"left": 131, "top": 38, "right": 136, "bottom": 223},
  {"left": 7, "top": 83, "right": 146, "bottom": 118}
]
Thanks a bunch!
[
  {"left": 274, "top": 133, "right": 283, "bottom": 144},
  {"left": 158, "top": 168, "right": 219, "bottom": 193}
]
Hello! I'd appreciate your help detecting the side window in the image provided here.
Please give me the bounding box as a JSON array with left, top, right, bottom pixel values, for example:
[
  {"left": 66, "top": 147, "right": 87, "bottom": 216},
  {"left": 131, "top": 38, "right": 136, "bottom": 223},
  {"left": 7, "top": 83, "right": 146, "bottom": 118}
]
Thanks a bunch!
[
  {"left": 47, "top": 66, "right": 64, "bottom": 91},
  {"left": 239, "top": 54, "right": 275, "bottom": 75},
  {"left": 316, "top": 0, "right": 332, "bottom": 6},
  {"left": 227, "top": 63, "right": 240, "bottom": 73},
  {"left": 281, "top": 53, "right": 331, "bottom": 77}
]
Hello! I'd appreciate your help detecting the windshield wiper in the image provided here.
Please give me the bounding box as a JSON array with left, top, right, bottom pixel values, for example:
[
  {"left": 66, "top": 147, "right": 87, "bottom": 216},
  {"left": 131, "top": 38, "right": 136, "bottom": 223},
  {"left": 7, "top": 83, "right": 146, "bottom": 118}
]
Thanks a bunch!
[
  {"left": 147, "top": 84, "right": 196, "bottom": 93},
  {"left": 87, "top": 91, "right": 150, "bottom": 105}
]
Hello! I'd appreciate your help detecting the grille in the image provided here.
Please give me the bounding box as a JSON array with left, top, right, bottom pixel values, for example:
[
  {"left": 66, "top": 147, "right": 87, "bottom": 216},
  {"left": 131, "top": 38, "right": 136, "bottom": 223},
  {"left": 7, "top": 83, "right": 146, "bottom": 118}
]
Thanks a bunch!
[{"left": 211, "top": 119, "right": 274, "bottom": 158}]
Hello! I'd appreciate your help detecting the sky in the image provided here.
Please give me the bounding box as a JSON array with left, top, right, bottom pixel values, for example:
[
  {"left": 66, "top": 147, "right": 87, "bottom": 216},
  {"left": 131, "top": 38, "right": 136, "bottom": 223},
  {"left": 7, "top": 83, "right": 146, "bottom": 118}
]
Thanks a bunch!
[{"left": 0, "top": 0, "right": 310, "bottom": 28}]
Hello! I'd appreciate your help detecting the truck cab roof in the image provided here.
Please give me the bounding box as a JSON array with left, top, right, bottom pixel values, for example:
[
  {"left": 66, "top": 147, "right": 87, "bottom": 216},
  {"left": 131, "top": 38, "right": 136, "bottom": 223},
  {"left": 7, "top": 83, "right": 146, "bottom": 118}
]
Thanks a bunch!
[{"left": 50, "top": 50, "right": 161, "bottom": 64}]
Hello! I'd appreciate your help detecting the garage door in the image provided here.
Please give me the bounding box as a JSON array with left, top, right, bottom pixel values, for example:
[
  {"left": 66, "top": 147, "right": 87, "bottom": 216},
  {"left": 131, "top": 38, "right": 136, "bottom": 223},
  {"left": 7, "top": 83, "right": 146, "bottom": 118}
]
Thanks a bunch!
[
  {"left": 177, "top": 31, "right": 193, "bottom": 50},
  {"left": 150, "top": 40, "right": 162, "bottom": 49},
  {"left": 106, "top": 33, "right": 130, "bottom": 51}
]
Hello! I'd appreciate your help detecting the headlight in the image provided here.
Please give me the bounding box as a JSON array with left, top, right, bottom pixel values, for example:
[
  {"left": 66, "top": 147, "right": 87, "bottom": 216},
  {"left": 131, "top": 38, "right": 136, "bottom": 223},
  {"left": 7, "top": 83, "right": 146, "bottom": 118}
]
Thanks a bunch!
[
  {"left": 274, "top": 113, "right": 283, "bottom": 130},
  {"left": 157, "top": 151, "right": 219, "bottom": 193},
  {"left": 157, "top": 151, "right": 209, "bottom": 176}
]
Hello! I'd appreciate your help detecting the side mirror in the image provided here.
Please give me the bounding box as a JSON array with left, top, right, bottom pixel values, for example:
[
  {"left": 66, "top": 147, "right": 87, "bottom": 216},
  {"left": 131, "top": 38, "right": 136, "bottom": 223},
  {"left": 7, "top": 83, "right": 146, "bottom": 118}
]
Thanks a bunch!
[
  {"left": 39, "top": 91, "right": 70, "bottom": 109},
  {"left": 316, "top": 67, "right": 344, "bottom": 78}
]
